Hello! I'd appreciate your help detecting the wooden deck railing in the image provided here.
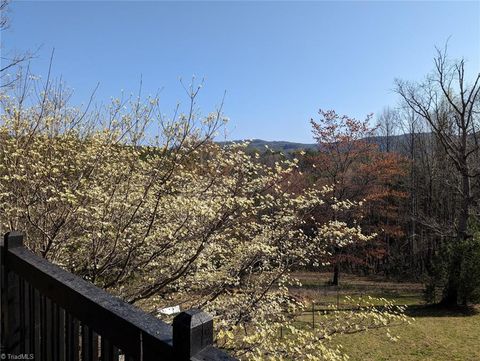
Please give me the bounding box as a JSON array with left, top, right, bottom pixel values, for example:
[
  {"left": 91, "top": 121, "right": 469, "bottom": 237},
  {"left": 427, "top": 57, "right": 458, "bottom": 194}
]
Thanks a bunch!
[{"left": 0, "top": 231, "right": 237, "bottom": 361}]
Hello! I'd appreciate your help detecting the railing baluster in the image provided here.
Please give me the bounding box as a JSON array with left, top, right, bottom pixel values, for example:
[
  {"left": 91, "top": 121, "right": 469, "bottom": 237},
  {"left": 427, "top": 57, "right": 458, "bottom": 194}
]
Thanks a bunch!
[
  {"left": 81, "top": 324, "right": 89, "bottom": 361},
  {"left": 21, "top": 278, "right": 32, "bottom": 354},
  {"left": 53, "top": 301, "right": 59, "bottom": 360},
  {"left": 26, "top": 282, "right": 34, "bottom": 354},
  {"left": 100, "top": 338, "right": 119, "bottom": 361},
  {"left": 92, "top": 330, "right": 99, "bottom": 361},
  {"left": 46, "top": 297, "right": 53, "bottom": 360},
  {"left": 66, "top": 315, "right": 80, "bottom": 361},
  {"left": 33, "top": 288, "right": 41, "bottom": 359},
  {"left": 18, "top": 276, "right": 26, "bottom": 353},
  {"left": 59, "top": 306, "right": 66, "bottom": 361},
  {"left": 40, "top": 294, "right": 46, "bottom": 359},
  {"left": 7, "top": 266, "right": 22, "bottom": 354},
  {"left": 81, "top": 324, "right": 99, "bottom": 361}
]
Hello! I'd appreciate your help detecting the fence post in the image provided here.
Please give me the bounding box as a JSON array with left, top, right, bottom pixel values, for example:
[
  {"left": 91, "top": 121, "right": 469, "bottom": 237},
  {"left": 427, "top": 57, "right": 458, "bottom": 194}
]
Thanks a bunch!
[
  {"left": 336, "top": 286, "right": 339, "bottom": 308},
  {"left": 312, "top": 301, "right": 315, "bottom": 330},
  {"left": 1, "top": 231, "right": 24, "bottom": 356},
  {"left": 173, "top": 309, "right": 213, "bottom": 360}
]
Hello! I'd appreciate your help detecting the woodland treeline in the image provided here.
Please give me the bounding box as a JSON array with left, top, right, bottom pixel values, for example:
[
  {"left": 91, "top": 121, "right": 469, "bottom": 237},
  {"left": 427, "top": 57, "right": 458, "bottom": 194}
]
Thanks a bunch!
[{"left": 255, "top": 49, "right": 480, "bottom": 306}]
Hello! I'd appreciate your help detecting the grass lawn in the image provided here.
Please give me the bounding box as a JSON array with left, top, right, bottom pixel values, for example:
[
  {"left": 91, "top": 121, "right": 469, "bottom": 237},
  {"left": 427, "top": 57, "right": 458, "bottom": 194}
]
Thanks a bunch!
[{"left": 289, "top": 272, "right": 480, "bottom": 361}]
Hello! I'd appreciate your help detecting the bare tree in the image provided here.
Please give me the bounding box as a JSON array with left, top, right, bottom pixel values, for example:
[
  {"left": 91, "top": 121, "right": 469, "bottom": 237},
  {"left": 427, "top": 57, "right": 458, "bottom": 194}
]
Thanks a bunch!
[
  {"left": 0, "top": 0, "right": 9, "bottom": 30},
  {"left": 377, "top": 107, "right": 399, "bottom": 152},
  {"left": 0, "top": 0, "right": 32, "bottom": 88},
  {"left": 396, "top": 47, "right": 480, "bottom": 305}
]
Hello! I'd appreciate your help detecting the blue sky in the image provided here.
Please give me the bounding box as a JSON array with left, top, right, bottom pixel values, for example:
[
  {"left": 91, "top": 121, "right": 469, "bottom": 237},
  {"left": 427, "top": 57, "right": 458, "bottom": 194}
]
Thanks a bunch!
[{"left": 3, "top": 1, "right": 480, "bottom": 143}]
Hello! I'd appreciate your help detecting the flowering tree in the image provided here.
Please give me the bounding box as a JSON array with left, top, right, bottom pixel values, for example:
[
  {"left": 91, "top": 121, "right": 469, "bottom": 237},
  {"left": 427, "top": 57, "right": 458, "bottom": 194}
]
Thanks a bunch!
[
  {"left": 310, "top": 110, "right": 408, "bottom": 283},
  {"left": 0, "top": 75, "right": 409, "bottom": 360}
]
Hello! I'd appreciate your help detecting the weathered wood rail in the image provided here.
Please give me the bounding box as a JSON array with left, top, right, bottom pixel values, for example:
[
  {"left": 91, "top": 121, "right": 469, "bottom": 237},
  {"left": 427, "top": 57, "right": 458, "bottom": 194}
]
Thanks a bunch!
[{"left": 0, "top": 231, "right": 237, "bottom": 361}]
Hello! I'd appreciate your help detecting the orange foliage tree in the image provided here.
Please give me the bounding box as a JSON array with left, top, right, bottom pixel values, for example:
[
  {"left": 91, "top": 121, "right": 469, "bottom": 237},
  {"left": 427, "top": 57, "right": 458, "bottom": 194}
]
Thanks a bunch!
[{"left": 309, "top": 110, "right": 408, "bottom": 284}]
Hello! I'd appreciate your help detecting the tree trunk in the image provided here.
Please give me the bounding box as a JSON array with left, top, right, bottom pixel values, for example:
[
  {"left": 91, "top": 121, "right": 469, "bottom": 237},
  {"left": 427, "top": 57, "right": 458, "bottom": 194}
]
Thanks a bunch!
[
  {"left": 441, "top": 253, "right": 460, "bottom": 306},
  {"left": 332, "top": 263, "right": 339, "bottom": 286},
  {"left": 440, "top": 171, "right": 470, "bottom": 306}
]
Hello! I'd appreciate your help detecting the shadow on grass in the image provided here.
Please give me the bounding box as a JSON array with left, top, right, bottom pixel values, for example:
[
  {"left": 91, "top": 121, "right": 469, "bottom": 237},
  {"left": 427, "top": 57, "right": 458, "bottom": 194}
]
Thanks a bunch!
[
  {"left": 309, "top": 303, "right": 479, "bottom": 317},
  {"left": 405, "top": 303, "right": 479, "bottom": 318}
]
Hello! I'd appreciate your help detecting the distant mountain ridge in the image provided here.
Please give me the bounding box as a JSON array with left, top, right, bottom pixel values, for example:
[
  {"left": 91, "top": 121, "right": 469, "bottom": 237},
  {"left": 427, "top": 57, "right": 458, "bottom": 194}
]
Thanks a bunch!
[
  {"left": 218, "top": 134, "right": 422, "bottom": 153},
  {"left": 218, "top": 139, "right": 317, "bottom": 152}
]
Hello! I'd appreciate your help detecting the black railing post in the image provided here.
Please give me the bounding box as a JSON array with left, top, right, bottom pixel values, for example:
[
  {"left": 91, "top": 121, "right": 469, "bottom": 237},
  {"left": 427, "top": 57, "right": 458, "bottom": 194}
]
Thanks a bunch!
[
  {"left": 1, "top": 231, "right": 24, "bottom": 356},
  {"left": 173, "top": 309, "right": 213, "bottom": 360}
]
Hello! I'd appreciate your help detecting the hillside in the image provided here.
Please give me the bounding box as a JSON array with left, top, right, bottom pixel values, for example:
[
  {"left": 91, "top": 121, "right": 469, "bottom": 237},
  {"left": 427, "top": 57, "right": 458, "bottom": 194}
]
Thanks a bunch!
[
  {"left": 219, "top": 134, "right": 430, "bottom": 154},
  {"left": 218, "top": 139, "right": 317, "bottom": 152}
]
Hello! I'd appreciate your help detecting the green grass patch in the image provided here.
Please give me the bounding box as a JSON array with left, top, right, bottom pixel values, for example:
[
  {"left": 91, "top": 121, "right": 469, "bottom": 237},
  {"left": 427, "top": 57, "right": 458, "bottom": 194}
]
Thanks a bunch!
[{"left": 289, "top": 272, "right": 480, "bottom": 361}]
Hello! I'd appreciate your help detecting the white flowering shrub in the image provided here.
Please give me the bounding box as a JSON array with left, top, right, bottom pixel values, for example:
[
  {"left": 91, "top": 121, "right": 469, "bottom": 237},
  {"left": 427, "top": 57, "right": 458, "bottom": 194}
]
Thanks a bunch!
[{"left": 0, "top": 78, "right": 409, "bottom": 360}]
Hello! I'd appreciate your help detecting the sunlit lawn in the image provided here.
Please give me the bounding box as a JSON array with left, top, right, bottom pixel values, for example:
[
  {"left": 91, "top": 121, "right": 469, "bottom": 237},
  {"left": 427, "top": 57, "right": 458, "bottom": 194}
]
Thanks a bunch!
[{"left": 290, "top": 272, "right": 480, "bottom": 361}]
